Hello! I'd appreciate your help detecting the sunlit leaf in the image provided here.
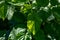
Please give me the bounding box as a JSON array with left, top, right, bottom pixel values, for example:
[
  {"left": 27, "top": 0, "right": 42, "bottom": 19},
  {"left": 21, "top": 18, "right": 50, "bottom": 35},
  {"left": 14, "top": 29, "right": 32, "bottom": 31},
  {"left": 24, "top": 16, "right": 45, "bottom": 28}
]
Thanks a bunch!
[
  {"left": 27, "top": 20, "right": 35, "bottom": 35},
  {"left": 8, "top": 27, "right": 32, "bottom": 40},
  {"left": 6, "top": 5, "right": 15, "bottom": 20}
]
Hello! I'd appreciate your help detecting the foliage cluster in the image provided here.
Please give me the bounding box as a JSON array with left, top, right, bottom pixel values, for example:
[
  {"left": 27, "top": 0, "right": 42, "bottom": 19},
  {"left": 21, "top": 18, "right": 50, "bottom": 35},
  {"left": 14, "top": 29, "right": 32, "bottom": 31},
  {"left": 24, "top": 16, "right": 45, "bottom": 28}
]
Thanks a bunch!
[{"left": 0, "top": 0, "right": 60, "bottom": 40}]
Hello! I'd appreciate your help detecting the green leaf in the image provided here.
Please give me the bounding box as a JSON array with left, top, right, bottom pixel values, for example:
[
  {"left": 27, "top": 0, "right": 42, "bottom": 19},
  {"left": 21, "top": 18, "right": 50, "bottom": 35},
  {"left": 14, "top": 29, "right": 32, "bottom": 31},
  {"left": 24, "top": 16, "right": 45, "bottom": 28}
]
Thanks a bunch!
[
  {"left": 0, "top": 5, "right": 4, "bottom": 19},
  {"left": 0, "top": 30, "right": 6, "bottom": 37},
  {"left": 52, "top": 7, "right": 60, "bottom": 22},
  {"left": 27, "top": 20, "right": 35, "bottom": 35},
  {"left": 27, "top": 9, "right": 42, "bottom": 34},
  {"left": 44, "top": 20, "right": 60, "bottom": 40},
  {"left": 8, "top": 27, "right": 32, "bottom": 40},
  {"left": 11, "top": 12, "right": 27, "bottom": 23},
  {"left": 6, "top": 5, "right": 15, "bottom": 20},
  {"left": 36, "top": 0, "right": 49, "bottom": 7},
  {"left": 27, "top": 9, "right": 46, "bottom": 40},
  {"left": 6, "top": 0, "right": 27, "bottom": 3},
  {"left": 0, "top": 0, "right": 4, "bottom": 7},
  {"left": 0, "top": 0, "right": 7, "bottom": 20},
  {"left": 38, "top": 10, "right": 51, "bottom": 21},
  {"left": 34, "top": 30, "right": 45, "bottom": 40},
  {"left": 50, "top": 0, "right": 60, "bottom": 6}
]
